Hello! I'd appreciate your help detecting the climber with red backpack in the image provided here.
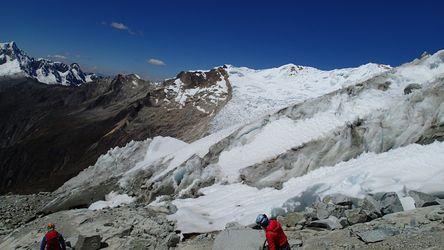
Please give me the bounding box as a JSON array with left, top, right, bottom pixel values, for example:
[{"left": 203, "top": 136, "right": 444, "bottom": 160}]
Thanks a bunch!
[
  {"left": 40, "top": 223, "right": 67, "bottom": 250},
  {"left": 256, "top": 214, "right": 290, "bottom": 250}
]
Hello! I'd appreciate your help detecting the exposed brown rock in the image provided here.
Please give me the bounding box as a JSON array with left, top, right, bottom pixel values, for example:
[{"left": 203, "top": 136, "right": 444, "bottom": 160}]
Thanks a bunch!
[{"left": 0, "top": 68, "right": 231, "bottom": 194}]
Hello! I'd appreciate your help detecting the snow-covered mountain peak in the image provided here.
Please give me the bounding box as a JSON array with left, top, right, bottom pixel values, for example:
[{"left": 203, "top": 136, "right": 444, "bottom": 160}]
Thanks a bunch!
[
  {"left": 210, "top": 62, "right": 391, "bottom": 132},
  {"left": 0, "top": 41, "right": 94, "bottom": 86},
  {"left": 0, "top": 41, "right": 29, "bottom": 60},
  {"left": 70, "top": 62, "right": 81, "bottom": 70},
  {"left": 1, "top": 41, "right": 20, "bottom": 52}
]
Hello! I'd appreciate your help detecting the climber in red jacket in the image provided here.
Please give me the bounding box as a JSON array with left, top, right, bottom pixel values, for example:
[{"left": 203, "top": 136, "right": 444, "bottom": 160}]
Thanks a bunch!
[
  {"left": 256, "top": 214, "right": 290, "bottom": 250},
  {"left": 40, "top": 223, "right": 66, "bottom": 250}
]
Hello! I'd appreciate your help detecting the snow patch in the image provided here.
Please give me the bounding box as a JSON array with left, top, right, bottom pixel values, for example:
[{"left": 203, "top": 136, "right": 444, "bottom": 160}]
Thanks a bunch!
[
  {"left": 88, "top": 191, "right": 135, "bottom": 210},
  {"left": 120, "top": 136, "right": 189, "bottom": 185},
  {"left": 400, "top": 197, "right": 416, "bottom": 211},
  {"left": 0, "top": 59, "right": 22, "bottom": 75}
]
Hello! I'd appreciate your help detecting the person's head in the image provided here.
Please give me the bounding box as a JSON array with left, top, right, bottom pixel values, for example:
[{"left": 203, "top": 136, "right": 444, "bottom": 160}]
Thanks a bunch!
[
  {"left": 255, "top": 214, "right": 269, "bottom": 228},
  {"left": 47, "top": 223, "right": 55, "bottom": 231}
]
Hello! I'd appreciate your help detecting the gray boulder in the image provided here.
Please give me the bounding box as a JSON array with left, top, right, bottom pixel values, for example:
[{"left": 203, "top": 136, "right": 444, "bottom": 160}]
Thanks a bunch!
[
  {"left": 314, "top": 202, "right": 330, "bottom": 220},
  {"left": 303, "top": 207, "right": 318, "bottom": 221},
  {"left": 282, "top": 185, "right": 322, "bottom": 212},
  {"left": 212, "top": 228, "right": 265, "bottom": 250},
  {"left": 345, "top": 208, "right": 367, "bottom": 225},
  {"left": 355, "top": 226, "right": 400, "bottom": 243},
  {"left": 278, "top": 212, "right": 305, "bottom": 227},
  {"left": 307, "top": 216, "right": 343, "bottom": 230},
  {"left": 41, "top": 178, "right": 118, "bottom": 214},
  {"left": 408, "top": 190, "right": 439, "bottom": 207},
  {"left": 322, "top": 193, "right": 354, "bottom": 207},
  {"left": 165, "top": 233, "right": 180, "bottom": 247},
  {"left": 288, "top": 239, "right": 303, "bottom": 248},
  {"left": 404, "top": 83, "right": 422, "bottom": 95},
  {"left": 425, "top": 208, "right": 444, "bottom": 221},
  {"left": 74, "top": 234, "right": 102, "bottom": 250},
  {"left": 359, "top": 195, "right": 382, "bottom": 220},
  {"left": 374, "top": 192, "right": 403, "bottom": 215},
  {"left": 270, "top": 207, "right": 286, "bottom": 219},
  {"left": 338, "top": 217, "right": 349, "bottom": 228},
  {"left": 314, "top": 202, "right": 347, "bottom": 220}
]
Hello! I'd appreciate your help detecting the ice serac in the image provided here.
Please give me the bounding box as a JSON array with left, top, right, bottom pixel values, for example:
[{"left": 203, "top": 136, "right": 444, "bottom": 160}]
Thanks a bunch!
[
  {"left": 146, "top": 50, "right": 444, "bottom": 233},
  {"left": 0, "top": 41, "right": 94, "bottom": 85}
]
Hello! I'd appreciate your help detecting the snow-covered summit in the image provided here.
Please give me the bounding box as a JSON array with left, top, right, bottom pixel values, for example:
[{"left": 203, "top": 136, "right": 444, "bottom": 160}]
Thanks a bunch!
[
  {"left": 210, "top": 62, "right": 391, "bottom": 131},
  {"left": 0, "top": 41, "right": 94, "bottom": 86}
]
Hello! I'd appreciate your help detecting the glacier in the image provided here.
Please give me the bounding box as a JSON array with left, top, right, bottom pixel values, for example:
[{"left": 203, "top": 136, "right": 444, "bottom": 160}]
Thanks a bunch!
[
  {"left": 41, "top": 49, "right": 444, "bottom": 234},
  {"left": 209, "top": 63, "right": 391, "bottom": 132}
]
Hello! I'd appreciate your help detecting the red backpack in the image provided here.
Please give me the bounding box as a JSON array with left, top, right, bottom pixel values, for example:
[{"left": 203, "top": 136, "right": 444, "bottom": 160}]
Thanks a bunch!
[{"left": 45, "top": 230, "right": 61, "bottom": 250}]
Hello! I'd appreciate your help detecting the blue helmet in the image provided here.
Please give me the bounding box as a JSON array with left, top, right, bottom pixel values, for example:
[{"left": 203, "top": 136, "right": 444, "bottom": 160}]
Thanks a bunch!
[{"left": 255, "top": 214, "right": 269, "bottom": 227}]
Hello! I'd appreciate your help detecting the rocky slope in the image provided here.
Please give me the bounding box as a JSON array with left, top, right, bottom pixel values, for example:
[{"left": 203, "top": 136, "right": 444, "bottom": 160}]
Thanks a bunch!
[
  {"left": 0, "top": 202, "right": 179, "bottom": 249},
  {"left": 0, "top": 41, "right": 94, "bottom": 85},
  {"left": 0, "top": 67, "right": 230, "bottom": 194},
  {"left": 194, "top": 194, "right": 444, "bottom": 250},
  {"left": 1, "top": 189, "right": 443, "bottom": 249}
]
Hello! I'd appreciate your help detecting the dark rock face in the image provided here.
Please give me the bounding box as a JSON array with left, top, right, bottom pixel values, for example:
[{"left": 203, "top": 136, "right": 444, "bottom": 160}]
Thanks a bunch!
[
  {"left": 403, "top": 83, "right": 422, "bottom": 95},
  {"left": 0, "top": 69, "right": 231, "bottom": 194},
  {"left": 173, "top": 69, "right": 226, "bottom": 89}
]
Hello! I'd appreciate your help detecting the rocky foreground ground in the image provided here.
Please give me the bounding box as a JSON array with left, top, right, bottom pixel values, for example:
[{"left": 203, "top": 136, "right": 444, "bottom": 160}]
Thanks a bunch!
[{"left": 1, "top": 190, "right": 444, "bottom": 249}]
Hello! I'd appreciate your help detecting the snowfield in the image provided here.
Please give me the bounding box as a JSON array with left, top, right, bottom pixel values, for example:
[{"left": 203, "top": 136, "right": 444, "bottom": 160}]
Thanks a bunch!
[
  {"left": 88, "top": 191, "right": 135, "bottom": 210},
  {"left": 0, "top": 57, "right": 22, "bottom": 76},
  {"left": 216, "top": 88, "right": 393, "bottom": 183},
  {"left": 210, "top": 63, "right": 390, "bottom": 132},
  {"left": 169, "top": 141, "right": 444, "bottom": 233}
]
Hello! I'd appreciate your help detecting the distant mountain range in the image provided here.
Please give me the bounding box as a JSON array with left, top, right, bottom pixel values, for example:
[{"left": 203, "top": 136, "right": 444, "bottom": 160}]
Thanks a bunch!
[{"left": 0, "top": 41, "right": 95, "bottom": 86}]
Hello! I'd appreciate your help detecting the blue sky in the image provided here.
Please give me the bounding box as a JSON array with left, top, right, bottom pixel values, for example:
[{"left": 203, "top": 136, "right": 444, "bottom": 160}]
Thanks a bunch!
[{"left": 1, "top": 0, "right": 443, "bottom": 80}]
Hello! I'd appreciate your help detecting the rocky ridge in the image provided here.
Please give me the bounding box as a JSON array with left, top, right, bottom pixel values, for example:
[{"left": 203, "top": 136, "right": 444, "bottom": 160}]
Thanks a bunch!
[{"left": 0, "top": 67, "right": 231, "bottom": 194}]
